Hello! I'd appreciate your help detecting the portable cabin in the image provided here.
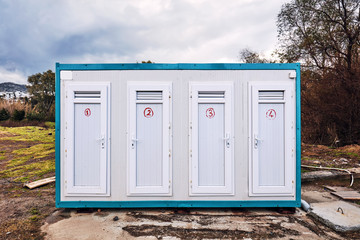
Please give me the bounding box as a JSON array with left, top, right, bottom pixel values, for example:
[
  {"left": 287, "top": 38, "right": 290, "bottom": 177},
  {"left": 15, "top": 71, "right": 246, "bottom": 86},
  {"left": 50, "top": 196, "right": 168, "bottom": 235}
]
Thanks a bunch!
[{"left": 55, "top": 63, "right": 301, "bottom": 208}]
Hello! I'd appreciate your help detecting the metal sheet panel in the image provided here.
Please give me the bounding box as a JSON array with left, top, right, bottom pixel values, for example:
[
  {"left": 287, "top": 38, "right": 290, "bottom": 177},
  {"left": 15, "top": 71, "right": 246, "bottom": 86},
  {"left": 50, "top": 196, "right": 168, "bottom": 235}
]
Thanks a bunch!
[
  {"left": 198, "top": 103, "right": 225, "bottom": 186},
  {"left": 258, "top": 103, "right": 285, "bottom": 186},
  {"left": 59, "top": 68, "right": 299, "bottom": 203},
  {"left": 136, "top": 103, "right": 163, "bottom": 186},
  {"left": 74, "top": 103, "right": 101, "bottom": 186}
]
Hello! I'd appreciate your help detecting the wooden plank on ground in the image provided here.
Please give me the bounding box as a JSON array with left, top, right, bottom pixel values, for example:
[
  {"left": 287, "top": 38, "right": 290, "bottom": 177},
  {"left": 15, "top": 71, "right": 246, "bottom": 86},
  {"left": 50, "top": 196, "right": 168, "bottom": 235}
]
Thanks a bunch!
[
  {"left": 324, "top": 186, "right": 352, "bottom": 192},
  {"left": 330, "top": 191, "right": 360, "bottom": 200},
  {"left": 24, "top": 176, "right": 55, "bottom": 189}
]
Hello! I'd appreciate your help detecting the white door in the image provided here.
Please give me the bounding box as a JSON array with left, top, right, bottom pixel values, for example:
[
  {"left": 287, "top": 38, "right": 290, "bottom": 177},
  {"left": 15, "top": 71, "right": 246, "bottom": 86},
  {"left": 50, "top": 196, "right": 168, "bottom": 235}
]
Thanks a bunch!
[
  {"left": 189, "top": 82, "right": 234, "bottom": 195},
  {"left": 128, "top": 82, "right": 172, "bottom": 196},
  {"left": 65, "top": 83, "right": 110, "bottom": 195},
  {"left": 249, "top": 82, "right": 295, "bottom": 196}
]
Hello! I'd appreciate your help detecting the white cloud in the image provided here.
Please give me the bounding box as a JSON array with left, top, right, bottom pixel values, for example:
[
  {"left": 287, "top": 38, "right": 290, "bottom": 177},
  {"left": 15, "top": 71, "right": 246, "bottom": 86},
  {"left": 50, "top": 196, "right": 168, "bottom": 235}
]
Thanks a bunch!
[{"left": 0, "top": 67, "right": 27, "bottom": 84}]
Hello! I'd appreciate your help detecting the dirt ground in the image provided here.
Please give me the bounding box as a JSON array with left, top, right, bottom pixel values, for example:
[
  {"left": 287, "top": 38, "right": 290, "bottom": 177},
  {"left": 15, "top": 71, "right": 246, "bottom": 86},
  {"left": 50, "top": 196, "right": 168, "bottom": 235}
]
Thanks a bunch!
[
  {"left": 1, "top": 126, "right": 360, "bottom": 239},
  {"left": 0, "top": 125, "right": 56, "bottom": 240},
  {"left": 302, "top": 143, "right": 360, "bottom": 168}
]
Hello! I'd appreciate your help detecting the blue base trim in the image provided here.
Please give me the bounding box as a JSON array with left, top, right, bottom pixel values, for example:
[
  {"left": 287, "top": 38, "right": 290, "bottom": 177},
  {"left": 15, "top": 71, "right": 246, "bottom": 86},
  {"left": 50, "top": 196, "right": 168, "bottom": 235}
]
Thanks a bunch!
[{"left": 56, "top": 200, "right": 300, "bottom": 208}]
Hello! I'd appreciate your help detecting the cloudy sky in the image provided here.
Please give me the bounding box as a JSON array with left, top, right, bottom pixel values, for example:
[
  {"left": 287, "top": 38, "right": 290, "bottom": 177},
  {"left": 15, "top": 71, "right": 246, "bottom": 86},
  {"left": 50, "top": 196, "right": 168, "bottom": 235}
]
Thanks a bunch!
[{"left": 0, "top": 0, "right": 288, "bottom": 84}]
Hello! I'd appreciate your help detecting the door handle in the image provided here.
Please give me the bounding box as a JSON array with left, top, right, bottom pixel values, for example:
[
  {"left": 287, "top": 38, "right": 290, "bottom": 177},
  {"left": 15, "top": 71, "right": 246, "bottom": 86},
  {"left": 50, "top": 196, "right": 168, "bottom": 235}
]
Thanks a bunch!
[
  {"left": 98, "top": 135, "right": 105, "bottom": 149},
  {"left": 131, "top": 134, "right": 139, "bottom": 149},
  {"left": 254, "top": 135, "right": 262, "bottom": 149},
  {"left": 223, "top": 133, "right": 230, "bottom": 148}
]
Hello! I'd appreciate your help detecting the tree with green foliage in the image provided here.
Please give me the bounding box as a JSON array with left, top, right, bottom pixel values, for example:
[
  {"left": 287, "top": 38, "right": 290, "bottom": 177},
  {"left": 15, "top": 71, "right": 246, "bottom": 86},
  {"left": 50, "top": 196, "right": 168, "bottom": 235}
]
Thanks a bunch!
[
  {"left": 27, "top": 70, "right": 55, "bottom": 120},
  {"left": 277, "top": 0, "right": 360, "bottom": 144}
]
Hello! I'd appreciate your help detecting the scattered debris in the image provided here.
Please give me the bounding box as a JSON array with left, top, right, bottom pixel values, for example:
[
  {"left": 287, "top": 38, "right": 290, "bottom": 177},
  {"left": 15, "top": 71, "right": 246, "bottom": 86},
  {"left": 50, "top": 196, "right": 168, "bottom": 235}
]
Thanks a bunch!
[
  {"left": 324, "top": 185, "right": 360, "bottom": 200},
  {"left": 324, "top": 186, "right": 351, "bottom": 192},
  {"left": 302, "top": 170, "right": 348, "bottom": 182},
  {"left": 24, "top": 176, "right": 55, "bottom": 189},
  {"left": 113, "top": 216, "right": 119, "bottom": 221},
  {"left": 302, "top": 165, "right": 354, "bottom": 187},
  {"left": 331, "top": 191, "right": 360, "bottom": 201}
]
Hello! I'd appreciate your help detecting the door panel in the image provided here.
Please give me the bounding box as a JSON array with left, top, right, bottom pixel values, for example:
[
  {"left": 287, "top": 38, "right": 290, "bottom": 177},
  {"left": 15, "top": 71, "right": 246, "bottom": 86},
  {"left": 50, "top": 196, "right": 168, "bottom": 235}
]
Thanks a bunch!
[
  {"left": 258, "top": 103, "right": 285, "bottom": 186},
  {"left": 74, "top": 103, "right": 101, "bottom": 186},
  {"left": 128, "top": 83, "right": 172, "bottom": 196},
  {"left": 136, "top": 103, "right": 163, "bottom": 186},
  {"left": 189, "top": 82, "right": 234, "bottom": 195},
  {"left": 249, "top": 82, "right": 295, "bottom": 196},
  {"left": 198, "top": 103, "right": 225, "bottom": 186},
  {"left": 65, "top": 83, "right": 110, "bottom": 196}
]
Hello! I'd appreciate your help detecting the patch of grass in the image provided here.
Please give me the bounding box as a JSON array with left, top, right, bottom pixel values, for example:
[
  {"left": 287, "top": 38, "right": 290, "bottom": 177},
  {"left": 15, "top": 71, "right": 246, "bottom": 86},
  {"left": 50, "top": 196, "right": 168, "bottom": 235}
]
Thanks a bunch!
[
  {"left": 6, "top": 143, "right": 54, "bottom": 168},
  {"left": 30, "top": 207, "right": 39, "bottom": 215},
  {"left": 44, "top": 121, "right": 55, "bottom": 129},
  {"left": 0, "top": 126, "right": 55, "bottom": 142},
  {"left": 29, "top": 207, "right": 42, "bottom": 223},
  {"left": 1, "top": 159, "right": 55, "bottom": 182},
  {"left": 13, "top": 144, "right": 55, "bottom": 159},
  {"left": 28, "top": 215, "right": 40, "bottom": 222},
  {"left": 344, "top": 152, "right": 360, "bottom": 158},
  {"left": 0, "top": 126, "right": 55, "bottom": 182},
  {"left": 7, "top": 155, "right": 32, "bottom": 167},
  {"left": 333, "top": 151, "right": 360, "bottom": 158},
  {"left": 0, "top": 150, "right": 6, "bottom": 161}
]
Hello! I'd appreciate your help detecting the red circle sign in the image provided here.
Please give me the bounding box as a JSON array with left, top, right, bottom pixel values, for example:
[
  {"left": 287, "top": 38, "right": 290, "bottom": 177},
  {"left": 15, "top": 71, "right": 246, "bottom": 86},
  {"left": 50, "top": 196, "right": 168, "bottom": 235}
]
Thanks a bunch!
[
  {"left": 84, "top": 108, "right": 91, "bottom": 117},
  {"left": 206, "top": 108, "right": 215, "bottom": 119},
  {"left": 144, "top": 107, "right": 154, "bottom": 118},
  {"left": 266, "top": 109, "right": 276, "bottom": 120}
]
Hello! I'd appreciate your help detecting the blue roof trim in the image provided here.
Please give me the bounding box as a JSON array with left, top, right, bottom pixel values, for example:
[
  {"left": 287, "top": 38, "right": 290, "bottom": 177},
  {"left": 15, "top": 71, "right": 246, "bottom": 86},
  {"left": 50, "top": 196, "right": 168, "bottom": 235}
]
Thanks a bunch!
[
  {"left": 57, "top": 200, "right": 300, "bottom": 208},
  {"left": 56, "top": 63, "right": 300, "bottom": 71}
]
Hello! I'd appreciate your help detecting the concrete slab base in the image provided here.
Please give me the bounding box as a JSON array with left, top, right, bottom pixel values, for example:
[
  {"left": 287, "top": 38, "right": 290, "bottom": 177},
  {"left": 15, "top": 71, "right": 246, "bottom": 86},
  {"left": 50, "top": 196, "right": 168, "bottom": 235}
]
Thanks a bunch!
[
  {"left": 301, "top": 190, "right": 338, "bottom": 203},
  {"left": 309, "top": 201, "right": 360, "bottom": 232},
  {"left": 41, "top": 208, "right": 344, "bottom": 239}
]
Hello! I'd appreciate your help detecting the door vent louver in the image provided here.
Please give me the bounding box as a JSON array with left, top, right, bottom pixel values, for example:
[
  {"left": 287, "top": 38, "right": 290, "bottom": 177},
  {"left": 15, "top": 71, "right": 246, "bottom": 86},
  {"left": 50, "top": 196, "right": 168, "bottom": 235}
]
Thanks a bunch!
[
  {"left": 198, "top": 91, "right": 225, "bottom": 99},
  {"left": 74, "top": 91, "right": 101, "bottom": 98},
  {"left": 137, "top": 91, "right": 163, "bottom": 100},
  {"left": 259, "top": 91, "right": 284, "bottom": 100}
]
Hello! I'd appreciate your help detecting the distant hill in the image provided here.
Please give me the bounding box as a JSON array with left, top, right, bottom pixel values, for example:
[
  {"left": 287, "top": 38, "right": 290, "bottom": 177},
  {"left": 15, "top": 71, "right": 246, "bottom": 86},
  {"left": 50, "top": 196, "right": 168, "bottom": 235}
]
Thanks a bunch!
[{"left": 0, "top": 82, "right": 27, "bottom": 92}]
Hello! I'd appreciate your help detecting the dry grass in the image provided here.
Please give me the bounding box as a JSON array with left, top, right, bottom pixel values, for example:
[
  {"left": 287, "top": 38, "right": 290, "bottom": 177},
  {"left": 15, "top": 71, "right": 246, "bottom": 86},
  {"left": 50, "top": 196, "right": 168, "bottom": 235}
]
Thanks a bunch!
[{"left": 0, "top": 99, "right": 32, "bottom": 115}]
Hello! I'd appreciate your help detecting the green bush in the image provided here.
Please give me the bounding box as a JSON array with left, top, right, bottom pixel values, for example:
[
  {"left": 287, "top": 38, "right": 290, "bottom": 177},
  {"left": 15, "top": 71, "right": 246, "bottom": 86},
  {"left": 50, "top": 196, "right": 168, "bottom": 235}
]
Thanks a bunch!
[
  {"left": 26, "top": 112, "right": 45, "bottom": 121},
  {"left": 0, "top": 108, "right": 10, "bottom": 121},
  {"left": 12, "top": 109, "right": 25, "bottom": 121}
]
